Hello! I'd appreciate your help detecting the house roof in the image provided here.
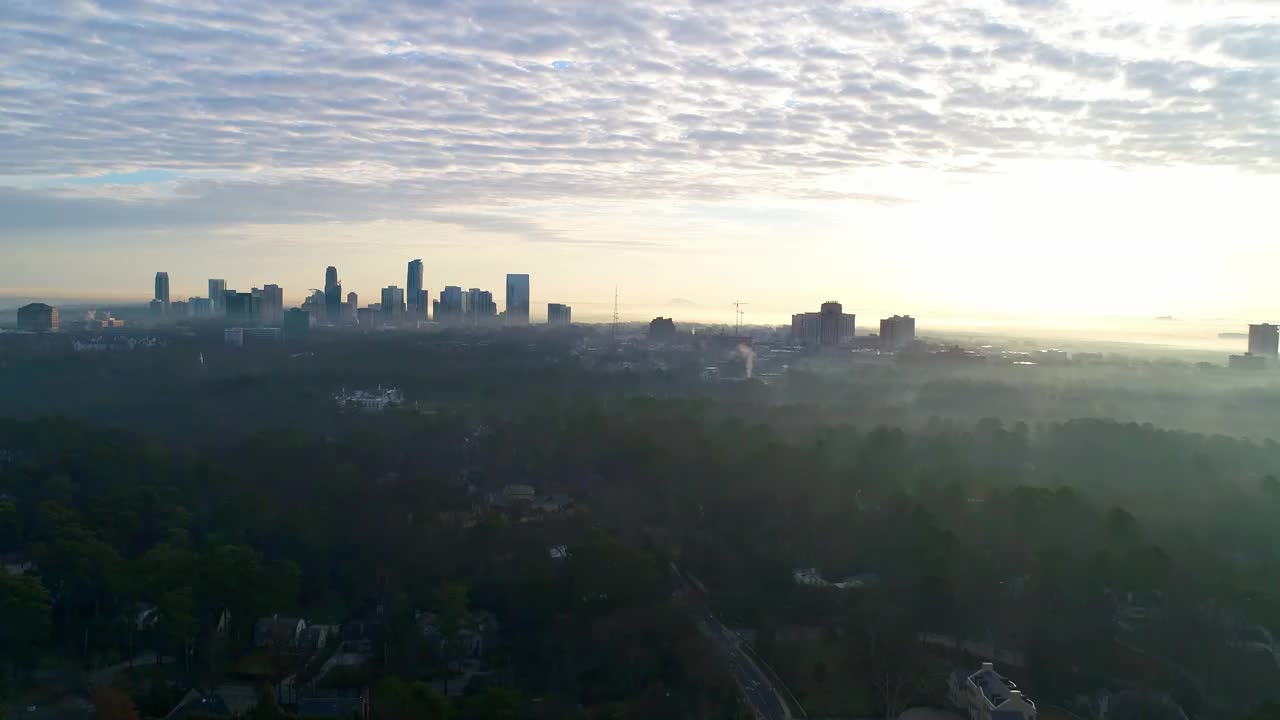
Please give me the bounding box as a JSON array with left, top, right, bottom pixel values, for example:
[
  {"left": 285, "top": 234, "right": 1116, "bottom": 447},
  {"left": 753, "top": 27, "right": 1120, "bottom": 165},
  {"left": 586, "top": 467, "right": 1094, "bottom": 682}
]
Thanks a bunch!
[
  {"left": 165, "top": 690, "right": 232, "bottom": 720},
  {"left": 967, "top": 664, "right": 1034, "bottom": 711},
  {"left": 298, "top": 695, "right": 364, "bottom": 719}
]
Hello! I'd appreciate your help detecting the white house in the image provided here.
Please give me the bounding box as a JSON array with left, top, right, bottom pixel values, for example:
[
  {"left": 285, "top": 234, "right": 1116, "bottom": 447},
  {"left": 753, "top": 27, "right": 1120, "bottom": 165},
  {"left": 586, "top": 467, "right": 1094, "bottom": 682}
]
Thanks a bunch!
[{"left": 948, "top": 662, "right": 1037, "bottom": 720}]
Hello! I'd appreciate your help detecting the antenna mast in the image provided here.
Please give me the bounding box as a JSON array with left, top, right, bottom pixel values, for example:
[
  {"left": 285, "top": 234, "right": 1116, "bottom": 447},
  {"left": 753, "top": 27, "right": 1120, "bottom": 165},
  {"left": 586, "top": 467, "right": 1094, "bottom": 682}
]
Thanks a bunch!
[
  {"left": 612, "top": 286, "right": 619, "bottom": 341},
  {"left": 732, "top": 301, "right": 748, "bottom": 335}
]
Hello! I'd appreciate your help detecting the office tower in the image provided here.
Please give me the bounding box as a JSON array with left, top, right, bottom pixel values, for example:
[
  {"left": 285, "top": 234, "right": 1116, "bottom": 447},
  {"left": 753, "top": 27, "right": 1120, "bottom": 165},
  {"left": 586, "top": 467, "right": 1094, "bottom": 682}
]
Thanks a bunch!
[
  {"left": 170, "top": 300, "right": 190, "bottom": 317},
  {"left": 324, "top": 266, "right": 342, "bottom": 324},
  {"left": 17, "top": 303, "right": 58, "bottom": 332},
  {"left": 505, "top": 273, "right": 530, "bottom": 325},
  {"left": 547, "top": 303, "right": 572, "bottom": 326},
  {"left": 154, "top": 272, "right": 170, "bottom": 313},
  {"left": 381, "top": 286, "right": 406, "bottom": 322},
  {"left": 190, "top": 297, "right": 213, "bottom": 317},
  {"left": 879, "top": 315, "right": 917, "bottom": 350},
  {"left": 260, "top": 284, "right": 284, "bottom": 326},
  {"left": 1248, "top": 324, "right": 1279, "bottom": 357},
  {"left": 208, "top": 279, "right": 226, "bottom": 314},
  {"left": 224, "top": 291, "right": 255, "bottom": 324},
  {"left": 300, "top": 289, "right": 325, "bottom": 324},
  {"left": 407, "top": 259, "right": 424, "bottom": 316},
  {"left": 346, "top": 292, "right": 358, "bottom": 323},
  {"left": 284, "top": 308, "right": 311, "bottom": 339},
  {"left": 436, "top": 285, "right": 467, "bottom": 323}
]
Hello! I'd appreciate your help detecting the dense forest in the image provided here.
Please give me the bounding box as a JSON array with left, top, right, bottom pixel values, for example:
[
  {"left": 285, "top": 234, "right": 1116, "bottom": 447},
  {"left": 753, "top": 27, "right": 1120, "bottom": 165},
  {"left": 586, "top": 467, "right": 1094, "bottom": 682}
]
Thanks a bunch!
[{"left": 3, "top": 331, "right": 1280, "bottom": 720}]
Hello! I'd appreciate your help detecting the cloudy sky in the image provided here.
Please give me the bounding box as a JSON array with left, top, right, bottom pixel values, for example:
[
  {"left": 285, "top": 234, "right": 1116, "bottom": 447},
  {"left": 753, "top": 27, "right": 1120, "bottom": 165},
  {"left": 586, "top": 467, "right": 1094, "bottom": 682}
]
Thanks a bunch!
[{"left": 1, "top": 0, "right": 1277, "bottom": 324}]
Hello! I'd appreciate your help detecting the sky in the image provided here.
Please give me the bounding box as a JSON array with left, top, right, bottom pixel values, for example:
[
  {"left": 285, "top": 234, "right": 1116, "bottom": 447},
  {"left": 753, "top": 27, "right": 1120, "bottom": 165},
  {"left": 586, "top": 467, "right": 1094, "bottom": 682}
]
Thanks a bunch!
[{"left": 1, "top": 0, "right": 1278, "bottom": 326}]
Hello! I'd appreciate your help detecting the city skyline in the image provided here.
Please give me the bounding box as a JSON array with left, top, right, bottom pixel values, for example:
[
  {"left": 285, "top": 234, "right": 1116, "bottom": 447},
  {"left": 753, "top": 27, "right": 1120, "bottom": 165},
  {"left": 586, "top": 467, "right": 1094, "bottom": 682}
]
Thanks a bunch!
[{"left": 1, "top": 1, "right": 1277, "bottom": 323}]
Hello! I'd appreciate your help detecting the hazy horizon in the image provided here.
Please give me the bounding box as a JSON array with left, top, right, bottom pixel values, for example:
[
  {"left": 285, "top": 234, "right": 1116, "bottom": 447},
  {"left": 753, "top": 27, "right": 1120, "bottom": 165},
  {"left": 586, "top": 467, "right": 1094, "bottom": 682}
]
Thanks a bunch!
[{"left": 3, "top": 0, "right": 1278, "bottom": 323}]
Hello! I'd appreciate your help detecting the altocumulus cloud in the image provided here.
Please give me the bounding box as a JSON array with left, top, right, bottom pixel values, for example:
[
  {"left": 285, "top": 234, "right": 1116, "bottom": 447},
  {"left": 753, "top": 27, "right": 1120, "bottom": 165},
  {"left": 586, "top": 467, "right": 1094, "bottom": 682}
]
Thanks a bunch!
[{"left": 0, "top": 0, "right": 1277, "bottom": 234}]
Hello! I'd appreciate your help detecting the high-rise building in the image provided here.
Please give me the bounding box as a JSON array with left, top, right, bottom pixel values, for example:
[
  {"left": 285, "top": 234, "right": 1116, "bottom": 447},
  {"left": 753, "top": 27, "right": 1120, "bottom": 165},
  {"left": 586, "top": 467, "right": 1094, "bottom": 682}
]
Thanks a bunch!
[
  {"left": 17, "top": 303, "right": 58, "bottom": 332},
  {"left": 547, "top": 303, "right": 572, "bottom": 326},
  {"left": 436, "top": 285, "right": 467, "bottom": 323},
  {"left": 879, "top": 315, "right": 916, "bottom": 350},
  {"left": 190, "top": 297, "right": 213, "bottom": 317},
  {"left": 791, "top": 303, "right": 855, "bottom": 346},
  {"left": 170, "top": 300, "right": 190, "bottom": 317},
  {"left": 1248, "top": 324, "right": 1279, "bottom": 357},
  {"left": 466, "top": 288, "right": 497, "bottom": 324},
  {"left": 154, "top": 272, "right": 170, "bottom": 313},
  {"left": 346, "top": 292, "right": 358, "bottom": 323},
  {"left": 819, "top": 301, "right": 845, "bottom": 346},
  {"left": 324, "top": 266, "right": 342, "bottom": 325},
  {"left": 224, "top": 291, "right": 255, "bottom": 324},
  {"left": 407, "top": 259, "right": 424, "bottom": 317},
  {"left": 381, "top": 286, "right": 406, "bottom": 322},
  {"left": 302, "top": 289, "right": 326, "bottom": 324},
  {"left": 260, "top": 284, "right": 284, "bottom": 326},
  {"left": 505, "top": 273, "right": 530, "bottom": 325},
  {"left": 208, "top": 279, "right": 226, "bottom": 314},
  {"left": 284, "top": 308, "right": 311, "bottom": 340}
]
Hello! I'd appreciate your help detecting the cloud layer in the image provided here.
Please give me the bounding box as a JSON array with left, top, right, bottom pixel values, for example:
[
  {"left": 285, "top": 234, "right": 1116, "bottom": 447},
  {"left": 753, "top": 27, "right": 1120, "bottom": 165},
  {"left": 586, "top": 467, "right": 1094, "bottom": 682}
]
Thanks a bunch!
[{"left": 1, "top": 0, "right": 1278, "bottom": 231}]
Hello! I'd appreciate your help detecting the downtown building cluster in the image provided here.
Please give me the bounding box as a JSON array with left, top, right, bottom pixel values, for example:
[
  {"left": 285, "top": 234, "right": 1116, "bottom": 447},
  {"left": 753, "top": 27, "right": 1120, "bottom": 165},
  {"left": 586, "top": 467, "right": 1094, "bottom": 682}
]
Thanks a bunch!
[{"left": 143, "top": 261, "right": 573, "bottom": 334}]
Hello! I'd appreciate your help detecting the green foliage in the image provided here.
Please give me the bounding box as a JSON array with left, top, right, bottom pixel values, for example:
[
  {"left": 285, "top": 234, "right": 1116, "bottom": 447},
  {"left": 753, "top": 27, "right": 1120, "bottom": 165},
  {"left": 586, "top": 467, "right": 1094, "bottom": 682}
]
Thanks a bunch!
[
  {"left": 0, "top": 570, "right": 52, "bottom": 668},
  {"left": 0, "top": 499, "right": 20, "bottom": 551},
  {"left": 372, "top": 676, "right": 451, "bottom": 720}
]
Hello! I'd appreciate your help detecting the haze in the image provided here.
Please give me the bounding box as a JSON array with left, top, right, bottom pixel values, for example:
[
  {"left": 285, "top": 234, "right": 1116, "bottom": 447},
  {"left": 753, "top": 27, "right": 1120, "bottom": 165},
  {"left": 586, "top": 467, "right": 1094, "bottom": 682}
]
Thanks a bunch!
[{"left": 1, "top": 0, "right": 1277, "bottom": 324}]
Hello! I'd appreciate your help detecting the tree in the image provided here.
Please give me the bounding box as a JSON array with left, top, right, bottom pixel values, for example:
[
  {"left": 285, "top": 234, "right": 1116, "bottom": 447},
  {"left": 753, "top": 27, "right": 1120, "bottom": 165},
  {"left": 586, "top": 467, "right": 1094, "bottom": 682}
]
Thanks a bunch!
[
  {"left": 372, "top": 676, "right": 451, "bottom": 720},
  {"left": 1246, "top": 703, "right": 1280, "bottom": 720},
  {"left": 456, "top": 688, "right": 519, "bottom": 720},
  {"left": 0, "top": 571, "right": 52, "bottom": 674},
  {"left": 0, "top": 500, "right": 20, "bottom": 552},
  {"left": 92, "top": 687, "right": 139, "bottom": 720},
  {"left": 1263, "top": 475, "right": 1280, "bottom": 499},
  {"left": 157, "top": 587, "right": 198, "bottom": 673}
]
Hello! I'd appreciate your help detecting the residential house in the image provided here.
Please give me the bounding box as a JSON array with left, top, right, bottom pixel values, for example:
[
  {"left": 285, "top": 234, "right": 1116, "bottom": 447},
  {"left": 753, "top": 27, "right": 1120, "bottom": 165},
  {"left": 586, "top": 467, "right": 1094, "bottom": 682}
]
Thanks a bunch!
[
  {"left": 416, "top": 611, "right": 500, "bottom": 660},
  {"left": 340, "top": 619, "right": 384, "bottom": 655},
  {"left": 1, "top": 551, "right": 35, "bottom": 575},
  {"left": 299, "top": 624, "right": 338, "bottom": 652},
  {"left": 164, "top": 685, "right": 258, "bottom": 720},
  {"left": 255, "top": 615, "right": 307, "bottom": 649},
  {"left": 297, "top": 689, "right": 369, "bottom": 720},
  {"left": 948, "top": 662, "right": 1037, "bottom": 720}
]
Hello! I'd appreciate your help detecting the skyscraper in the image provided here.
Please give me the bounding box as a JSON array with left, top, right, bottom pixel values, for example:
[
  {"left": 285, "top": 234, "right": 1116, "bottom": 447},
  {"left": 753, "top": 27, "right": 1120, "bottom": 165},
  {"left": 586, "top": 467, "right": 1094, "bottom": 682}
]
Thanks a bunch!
[
  {"left": 547, "top": 303, "right": 572, "bottom": 326},
  {"left": 465, "top": 288, "right": 497, "bottom": 325},
  {"left": 346, "top": 291, "right": 358, "bottom": 323},
  {"left": 261, "top": 284, "right": 284, "bottom": 326},
  {"left": 154, "top": 272, "right": 170, "bottom": 313},
  {"left": 324, "top": 266, "right": 342, "bottom": 324},
  {"left": 505, "top": 273, "right": 530, "bottom": 325},
  {"left": 224, "top": 291, "right": 254, "bottom": 324},
  {"left": 438, "top": 285, "right": 467, "bottom": 323},
  {"left": 879, "top": 315, "right": 916, "bottom": 350},
  {"left": 406, "top": 259, "right": 424, "bottom": 317},
  {"left": 381, "top": 286, "right": 405, "bottom": 322},
  {"left": 208, "top": 279, "right": 226, "bottom": 314},
  {"left": 1249, "top": 323, "right": 1279, "bottom": 357}
]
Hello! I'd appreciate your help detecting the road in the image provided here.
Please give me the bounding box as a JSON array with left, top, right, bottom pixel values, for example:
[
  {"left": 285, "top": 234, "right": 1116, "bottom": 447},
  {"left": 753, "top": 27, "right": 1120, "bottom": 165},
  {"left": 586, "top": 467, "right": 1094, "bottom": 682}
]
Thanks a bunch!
[
  {"left": 698, "top": 610, "right": 790, "bottom": 720},
  {"left": 672, "top": 564, "right": 791, "bottom": 720}
]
